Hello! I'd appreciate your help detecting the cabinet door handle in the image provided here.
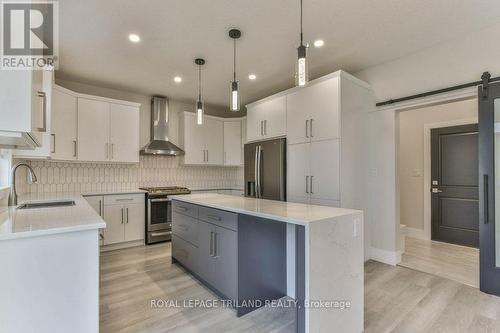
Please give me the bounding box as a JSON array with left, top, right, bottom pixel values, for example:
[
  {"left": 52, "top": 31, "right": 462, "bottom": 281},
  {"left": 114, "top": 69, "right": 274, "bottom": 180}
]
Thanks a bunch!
[
  {"left": 261, "top": 120, "right": 264, "bottom": 136},
  {"left": 310, "top": 176, "right": 314, "bottom": 194},
  {"left": 51, "top": 134, "right": 56, "bottom": 153},
  {"left": 264, "top": 120, "right": 267, "bottom": 135},
  {"left": 209, "top": 232, "right": 214, "bottom": 256},
  {"left": 207, "top": 214, "right": 222, "bottom": 221},
  {"left": 121, "top": 208, "right": 124, "bottom": 224},
  {"left": 306, "top": 176, "right": 309, "bottom": 194},
  {"left": 126, "top": 208, "right": 129, "bottom": 223},
  {"left": 98, "top": 199, "right": 102, "bottom": 216},
  {"left": 310, "top": 119, "right": 314, "bottom": 138},
  {"left": 37, "top": 91, "right": 47, "bottom": 132},
  {"left": 213, "top": 232, "right": 218, "bottom": 257},
  {"left": 484, "top": 174, "right": 489, "bottom": 224},
  {"left": 206, "top": 150, "right": 209, "bottom": 162},
  {"left": 306, "top": 119, "right": 309, "bottom": 138},
  {"left": 73, "top": 140, "right": 77, "bottom": 157}
]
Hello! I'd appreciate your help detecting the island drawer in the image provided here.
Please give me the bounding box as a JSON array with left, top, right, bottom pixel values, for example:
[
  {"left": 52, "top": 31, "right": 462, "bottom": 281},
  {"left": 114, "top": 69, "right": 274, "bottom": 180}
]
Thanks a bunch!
[
  {"left": 172, "top": 235, "right": 198, "bottom": 272},
  {"left": 172, "top": 212, "right": 199, "bottom": 246},
  {"left": 199, "top": 206, "right": 238, "bottom": 231},
  {"left": 172, "top": 201, "right": 198, "bottom": 219}
]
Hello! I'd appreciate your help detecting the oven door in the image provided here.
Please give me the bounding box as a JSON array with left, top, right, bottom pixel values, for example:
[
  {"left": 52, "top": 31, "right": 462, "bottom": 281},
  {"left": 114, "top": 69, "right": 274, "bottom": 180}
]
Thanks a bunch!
[{"left": 147, "top": 197, "right": 171, "bottom": 232}]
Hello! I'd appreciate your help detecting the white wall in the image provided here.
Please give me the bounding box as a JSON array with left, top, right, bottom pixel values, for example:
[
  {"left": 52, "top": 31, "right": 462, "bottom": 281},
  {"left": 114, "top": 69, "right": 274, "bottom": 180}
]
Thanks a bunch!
[
  {"left": 399, "top": 99, "right": 478, "bottom": 236},
  {"left": 356, "top": 21, "right": 500, "bottom": 103}
]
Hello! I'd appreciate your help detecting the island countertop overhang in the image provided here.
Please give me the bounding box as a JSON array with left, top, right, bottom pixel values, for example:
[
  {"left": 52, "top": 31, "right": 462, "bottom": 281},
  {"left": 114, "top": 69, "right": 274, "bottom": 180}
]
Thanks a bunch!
[{"left": 170, "top": 193, "right": 362, "bottom": 225}]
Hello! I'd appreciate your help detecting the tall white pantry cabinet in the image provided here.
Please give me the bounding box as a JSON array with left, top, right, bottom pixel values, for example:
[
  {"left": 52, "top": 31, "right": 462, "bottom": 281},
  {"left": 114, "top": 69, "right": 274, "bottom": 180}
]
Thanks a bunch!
[{"left": 286, "top": 71, "right": 374, "bottom": 211}]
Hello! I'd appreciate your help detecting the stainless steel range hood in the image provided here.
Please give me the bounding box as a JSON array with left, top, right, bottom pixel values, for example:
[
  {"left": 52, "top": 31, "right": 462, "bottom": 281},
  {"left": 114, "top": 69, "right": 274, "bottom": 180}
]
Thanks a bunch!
[{"left": 140, "top": 96, "right": 185, "bottom": 156}]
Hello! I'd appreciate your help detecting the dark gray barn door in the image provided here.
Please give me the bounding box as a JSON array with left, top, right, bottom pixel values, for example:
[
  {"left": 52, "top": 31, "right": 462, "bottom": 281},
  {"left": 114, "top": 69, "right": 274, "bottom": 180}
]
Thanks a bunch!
[
  {"left": 479, "top": 82, "right": 500, "bottom": 296},
  {"left": 431, "top": 124, "right": 479, "bottom": 247}
]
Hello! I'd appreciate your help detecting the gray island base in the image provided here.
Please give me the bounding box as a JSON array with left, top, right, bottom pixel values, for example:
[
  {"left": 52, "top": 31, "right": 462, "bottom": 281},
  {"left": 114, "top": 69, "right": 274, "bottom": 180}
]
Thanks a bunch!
[{"left": 171, "top": 193, "right": 363, "bottom": 333}]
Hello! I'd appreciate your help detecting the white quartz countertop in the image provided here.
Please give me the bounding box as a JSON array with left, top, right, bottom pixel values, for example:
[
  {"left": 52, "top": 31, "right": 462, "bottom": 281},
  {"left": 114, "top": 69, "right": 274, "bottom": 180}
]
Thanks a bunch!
[
  {"left": 0, "top": 192, "right": 106, "bottom": 241},
  {"left": 170, "top": 193, "right": 361, "bottom": 225}
]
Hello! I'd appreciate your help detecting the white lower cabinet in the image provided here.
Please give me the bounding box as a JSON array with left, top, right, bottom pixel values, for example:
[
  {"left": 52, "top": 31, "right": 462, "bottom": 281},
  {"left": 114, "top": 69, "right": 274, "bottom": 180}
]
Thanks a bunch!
[{"left": 85, "top": 194, "right": 145, "bottom": 247}]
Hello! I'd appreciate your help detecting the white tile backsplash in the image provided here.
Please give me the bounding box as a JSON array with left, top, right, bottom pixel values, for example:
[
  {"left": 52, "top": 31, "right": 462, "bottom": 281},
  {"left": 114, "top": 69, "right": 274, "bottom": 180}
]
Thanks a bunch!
[{"left": 15, "top": 156, "right": 244, "bottom": 194}]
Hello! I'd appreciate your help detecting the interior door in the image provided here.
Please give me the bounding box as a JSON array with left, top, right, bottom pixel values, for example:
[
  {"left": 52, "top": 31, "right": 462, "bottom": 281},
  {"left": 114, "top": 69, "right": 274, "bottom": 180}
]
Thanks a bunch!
[
  {"left": 110, "top": 103, "right": 139, "bottom": 163},
  {"left": 431, "top": 124, "right": 479, "bottom": 247},
  {"left": 479, "top": 82, "right": 500, "bottom": 296},
  {"left": 77, "top": 98, "right": 110, "bottom": 162}
]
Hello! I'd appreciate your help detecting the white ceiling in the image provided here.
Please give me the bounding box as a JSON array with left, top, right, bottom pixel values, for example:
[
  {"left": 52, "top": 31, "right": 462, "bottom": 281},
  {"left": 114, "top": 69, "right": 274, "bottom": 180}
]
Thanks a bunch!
[{"left": 57, "top": 0, "right": 500, "bottom": 109}]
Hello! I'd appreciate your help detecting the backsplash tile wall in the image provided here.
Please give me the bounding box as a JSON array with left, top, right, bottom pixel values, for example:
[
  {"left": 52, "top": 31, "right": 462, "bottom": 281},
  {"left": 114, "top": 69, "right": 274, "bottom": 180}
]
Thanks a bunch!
[{"left": 15, "top": 156, "right": 244, "bottom": 194}]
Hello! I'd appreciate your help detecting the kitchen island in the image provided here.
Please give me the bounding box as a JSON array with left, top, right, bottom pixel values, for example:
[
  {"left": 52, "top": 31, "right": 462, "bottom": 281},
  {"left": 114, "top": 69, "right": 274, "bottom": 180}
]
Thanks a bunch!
[
  {"left": 171, "top": 193, "right": 364, "bottom": 333},
  {"left": 0, "top": 192, "right": 105, "bottom": 333}
]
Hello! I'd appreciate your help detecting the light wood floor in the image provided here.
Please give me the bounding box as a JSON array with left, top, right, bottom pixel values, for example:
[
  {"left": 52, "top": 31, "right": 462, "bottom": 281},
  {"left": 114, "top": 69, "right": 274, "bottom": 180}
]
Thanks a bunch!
[
  {"left": 400, "top": 237, "right": 479, "bottom": 288},
  {"left": 101, "top": 243, "right": 500, "bottom": 333}
]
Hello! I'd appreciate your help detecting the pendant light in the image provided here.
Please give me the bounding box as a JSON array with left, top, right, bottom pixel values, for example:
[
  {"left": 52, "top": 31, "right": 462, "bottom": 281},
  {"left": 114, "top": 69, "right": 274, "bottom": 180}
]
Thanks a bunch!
[
  {"left": 295, "top": 0, "right": 308, "bottom": 87},
  {"left": 195, "top": 58, "right": 205, "bottom": 125},
  {"left": 229, "top": 29, "right": 241, "bottom": 111}
]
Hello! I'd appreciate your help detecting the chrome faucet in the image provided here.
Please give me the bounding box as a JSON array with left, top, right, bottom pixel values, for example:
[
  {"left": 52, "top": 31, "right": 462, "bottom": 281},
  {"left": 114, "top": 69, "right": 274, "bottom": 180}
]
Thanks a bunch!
[{"left": 9, "top": 163, "right": 37, "bottom": 206}]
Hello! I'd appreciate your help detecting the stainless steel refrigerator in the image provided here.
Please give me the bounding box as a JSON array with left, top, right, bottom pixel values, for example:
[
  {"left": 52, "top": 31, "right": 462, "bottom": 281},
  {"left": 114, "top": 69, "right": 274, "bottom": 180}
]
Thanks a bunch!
[{"left": 244, "top": 138, "right": 286, "bottom": 201}]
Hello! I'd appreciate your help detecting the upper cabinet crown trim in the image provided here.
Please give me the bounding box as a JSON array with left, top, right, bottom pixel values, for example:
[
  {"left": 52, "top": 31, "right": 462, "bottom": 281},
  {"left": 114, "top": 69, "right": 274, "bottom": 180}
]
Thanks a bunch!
[
  {"left": 245, "top": 70, "right": 372, "bottom": 108},
  {"left": 54, "top": 84, "right": 141, "bottom": 108}
]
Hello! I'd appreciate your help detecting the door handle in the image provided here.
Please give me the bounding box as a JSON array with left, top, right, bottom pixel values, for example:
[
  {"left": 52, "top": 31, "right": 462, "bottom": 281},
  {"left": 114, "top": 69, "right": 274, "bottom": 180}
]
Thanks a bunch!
[
  {"left": 206, "top": 150, "right": 209, "bottom": 162},
  {"left": 98, "top": 199, "right": 102, "bottom": 216},
  {"left": 51, "top": 134, "right": 56, "bottom": 153},
  {"left": 310, "top": 175, "right": 314, "bottom": 194},
  {"left": 37, "top": 91, "right": 47, "bottom": 132},
  {"left": 306, "top": 119, "right": 309, "bottom": 138},
  {"left": 484, "top": 174, "right": 489, "bottom": 224},
  {"left": 126, "top": 207, "right": 129, "bottom": 223},
  {"left": 306, "top": 176, "right": 309, "bottom": 194},
  {"left": 310, "top": 119, "right": 314, "bottom": 138},
  {"left": 73, "top": 140, "right": 77, "bottom": 157},
  {"left": 121, "top": 208, "right": 124, "bottom": 224},
  {"left": 261, "top": 121, "right": 263, "bottom": 136},
  {"left": 207, "top": 214, "right": 221, "bottom": 221},
  {"left": 264, "top": 120, "right": 267, "bottom": 135}
]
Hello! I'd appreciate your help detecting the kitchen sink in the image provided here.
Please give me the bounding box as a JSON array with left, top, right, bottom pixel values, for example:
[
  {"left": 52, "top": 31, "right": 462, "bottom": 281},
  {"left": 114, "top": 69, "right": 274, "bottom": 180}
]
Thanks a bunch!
[{"left": 17, "top": 200, "right": 76, "bottom": 210}]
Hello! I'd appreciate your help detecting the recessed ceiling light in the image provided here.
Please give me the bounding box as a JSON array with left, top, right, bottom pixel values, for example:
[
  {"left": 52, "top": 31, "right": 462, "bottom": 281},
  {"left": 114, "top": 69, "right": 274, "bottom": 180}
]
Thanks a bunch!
[
  {"left": 174, "top": 76, "right": 182, "bottom": 83},
  {"left": 313, "top": 39, "right": 324, "bottom": 48},
  {"left": 128, "top": 34, "right": 141, "bottom": 43},
  {"left": 248, "top": 74, "right": 257, "bottom": 80}
]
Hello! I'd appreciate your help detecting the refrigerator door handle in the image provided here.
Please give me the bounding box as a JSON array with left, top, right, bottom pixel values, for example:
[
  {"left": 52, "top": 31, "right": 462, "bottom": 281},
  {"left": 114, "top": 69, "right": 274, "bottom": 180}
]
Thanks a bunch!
[
  {"left": 256, "top": 145, "right": 263, "bottom": 198},
  {"left": 254, "top": 146, "right": 260, "bottom": 198}
]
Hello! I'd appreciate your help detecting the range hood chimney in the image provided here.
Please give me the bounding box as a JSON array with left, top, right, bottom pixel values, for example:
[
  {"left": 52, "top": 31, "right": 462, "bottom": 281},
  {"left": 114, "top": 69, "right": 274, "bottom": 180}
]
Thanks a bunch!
[{"left": 140, "top": 96, "right": 185, "bottom": 156}]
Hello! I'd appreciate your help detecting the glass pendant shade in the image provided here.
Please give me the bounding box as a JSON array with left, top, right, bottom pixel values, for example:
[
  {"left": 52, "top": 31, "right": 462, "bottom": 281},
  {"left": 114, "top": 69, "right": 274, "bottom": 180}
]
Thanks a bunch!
[
  {"left": 196, "top": 100, "right": 204, "bottom": 125},
  {"left": 295, "top": 44, "right": 308, "bottom": 87},
  {"left": 230, "top": 81, "right": 240, "bottom": 111}
]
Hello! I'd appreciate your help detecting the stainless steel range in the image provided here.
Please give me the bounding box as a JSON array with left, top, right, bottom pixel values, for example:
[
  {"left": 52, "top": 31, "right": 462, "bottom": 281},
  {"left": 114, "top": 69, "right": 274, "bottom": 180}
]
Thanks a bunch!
[{"left": 139, "top": 186, "right": 191, "bottom": 244}]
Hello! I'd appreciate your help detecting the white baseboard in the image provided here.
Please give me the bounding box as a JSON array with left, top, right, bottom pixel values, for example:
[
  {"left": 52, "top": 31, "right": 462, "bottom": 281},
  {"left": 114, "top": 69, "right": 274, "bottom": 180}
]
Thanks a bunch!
[
  {"left": 370, "top": 247, "right": 401, "bottom": 266},
  {"left": 402, "top": 226, "right": 427, "bottom": 240}
]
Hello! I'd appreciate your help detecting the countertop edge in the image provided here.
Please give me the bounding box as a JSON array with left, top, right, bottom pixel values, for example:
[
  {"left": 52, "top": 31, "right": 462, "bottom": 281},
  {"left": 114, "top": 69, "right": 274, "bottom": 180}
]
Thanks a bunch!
[
  {"left": 0, "top": 221, "right": 106, "bottom": 241},
  {"left": 171, "top": 195, "right": 361, "bottom": 225}
]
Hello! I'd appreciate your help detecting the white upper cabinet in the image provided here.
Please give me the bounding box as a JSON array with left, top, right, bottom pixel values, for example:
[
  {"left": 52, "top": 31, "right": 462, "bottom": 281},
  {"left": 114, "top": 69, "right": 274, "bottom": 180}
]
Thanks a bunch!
[
  {"left": 110, "top": 104, "right": 140, "bottom": 163},
  {"left": 246, "top": 95, "right": 286, "bottom": 142},
  {"left": 287, "top": 77, "right": 339, "bottom": 145},
  {"left": 223, "top": 120, "right": 242, "bottom": 166},
  {"left": 1, "top": 69, "right": 52, "bottom": 149},
  {"left": 182, "top": 113, "right": 206, "bottom": 165},
  {"left": 204, "top": 117, "right": 224, "bottom": 165},
  {"left": 77, "top": 96, "right": 140, "bottom": 163},
  {"left": 181, "top": 112, "right": 231, "bottom": 166},
  {"left": 13, "top": 70, "right": 55, "bottom": 158},
  {"left": 51, "top": 86, "right": 78, "bottom": 161},
  {"left": 78, "top": 98, "right": 110, "bottom": 162}
]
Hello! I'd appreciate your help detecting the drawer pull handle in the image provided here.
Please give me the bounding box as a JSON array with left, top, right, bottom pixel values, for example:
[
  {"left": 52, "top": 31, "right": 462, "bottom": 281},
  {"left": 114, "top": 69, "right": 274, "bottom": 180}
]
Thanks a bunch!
[
  {"left": 177, "top": 206, "right": 188, "bottom": 212},
  {"left": 152, "top": 231, "right": 171, "bottom": 237},
  {"left": 177, "top": 225, "right": 189, "bottom": 231},
  {"left": 116, "top": 198, "right": 134, "bottom": 202},
  {"left": 207, "top": 214, "right": 221, "bottom": 221}
]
